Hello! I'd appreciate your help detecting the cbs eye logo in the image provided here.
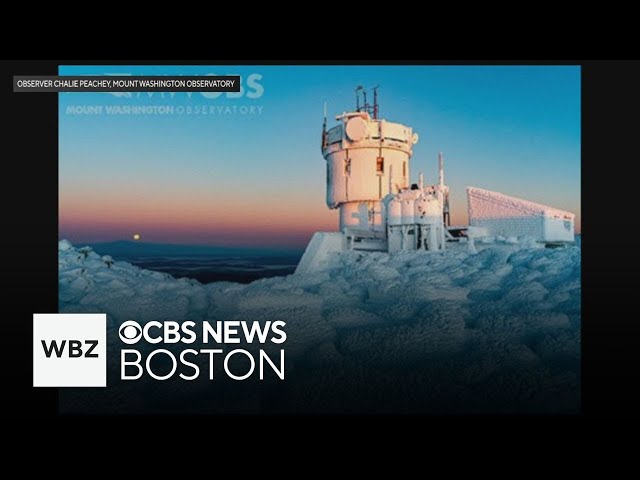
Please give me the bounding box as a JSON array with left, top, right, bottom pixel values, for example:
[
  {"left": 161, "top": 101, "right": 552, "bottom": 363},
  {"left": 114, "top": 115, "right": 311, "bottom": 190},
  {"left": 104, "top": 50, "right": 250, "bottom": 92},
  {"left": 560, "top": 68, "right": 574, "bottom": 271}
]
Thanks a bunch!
[{"left": 119, "top": 320, "right": 142, "bottom": 344}]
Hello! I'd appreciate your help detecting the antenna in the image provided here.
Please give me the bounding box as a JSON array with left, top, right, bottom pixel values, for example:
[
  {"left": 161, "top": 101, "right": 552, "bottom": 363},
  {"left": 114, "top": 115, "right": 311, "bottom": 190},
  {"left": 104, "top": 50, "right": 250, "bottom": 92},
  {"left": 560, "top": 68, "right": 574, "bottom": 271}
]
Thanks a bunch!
[
  {"left": 321, "top": 101, "right": 328, "bottom": 149},
  {"left": 355, "top": 85, "right": 363, "bottom": 111},
  {"left": 438, "top": 152, "right": 450, "bottom": 226},
  {"left": 362, "top": 89, "right": 368, "bottom": 113},
  {"left": 373, "top": 85, "right": 379, "bottom": 119}
]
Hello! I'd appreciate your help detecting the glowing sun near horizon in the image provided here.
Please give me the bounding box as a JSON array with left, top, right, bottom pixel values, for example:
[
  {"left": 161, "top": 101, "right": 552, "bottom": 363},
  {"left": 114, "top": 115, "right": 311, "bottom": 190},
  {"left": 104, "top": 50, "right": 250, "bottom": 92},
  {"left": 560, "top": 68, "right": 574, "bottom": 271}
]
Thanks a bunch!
[{"left": 132, "top": 233, "right": 141, "bottom": 241}]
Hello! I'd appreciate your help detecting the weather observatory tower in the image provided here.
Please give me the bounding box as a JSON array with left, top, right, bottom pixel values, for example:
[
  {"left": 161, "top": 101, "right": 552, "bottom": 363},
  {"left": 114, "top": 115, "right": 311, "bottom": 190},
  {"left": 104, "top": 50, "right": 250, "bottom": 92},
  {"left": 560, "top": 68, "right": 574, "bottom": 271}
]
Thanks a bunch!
[
  {"left": 296, "top": 87, "right": 574, "bottom": 275},
  {"left": 321, "top": 86, "right": 420, "bottom": 249},
  {"left": 297, "top": 87, "right": 451, "bottom": 273}
]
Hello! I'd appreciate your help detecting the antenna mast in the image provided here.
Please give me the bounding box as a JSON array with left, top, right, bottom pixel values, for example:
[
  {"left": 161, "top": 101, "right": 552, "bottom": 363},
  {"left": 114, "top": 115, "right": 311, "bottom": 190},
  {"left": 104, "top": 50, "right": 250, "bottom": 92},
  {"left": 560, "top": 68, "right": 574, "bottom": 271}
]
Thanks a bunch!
[
  {"left": 373, "top": 86, "right": 379, "bottom": 119},
  {"left": 355, "top": 85, "right": 379, "bottom": 118},
  {"left": 321, "top": 101, "right": 327, "bottom": 149},
  {"left": 438, "top": 152, "right": 450, "bottom": 226},
  {"left": 355, "top": 85, "right": 363, "bottom": 112}
]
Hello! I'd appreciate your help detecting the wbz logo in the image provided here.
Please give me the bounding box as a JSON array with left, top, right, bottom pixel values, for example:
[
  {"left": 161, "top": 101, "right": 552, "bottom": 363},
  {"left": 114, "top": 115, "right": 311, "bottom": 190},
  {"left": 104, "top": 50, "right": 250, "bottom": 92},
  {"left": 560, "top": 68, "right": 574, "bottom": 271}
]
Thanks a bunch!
[
  {"left": 41, "top": 339, "right": 99, "bottom": 358},
  {"left": 33, "top": 314, "right": 106, "bottom": 387}
]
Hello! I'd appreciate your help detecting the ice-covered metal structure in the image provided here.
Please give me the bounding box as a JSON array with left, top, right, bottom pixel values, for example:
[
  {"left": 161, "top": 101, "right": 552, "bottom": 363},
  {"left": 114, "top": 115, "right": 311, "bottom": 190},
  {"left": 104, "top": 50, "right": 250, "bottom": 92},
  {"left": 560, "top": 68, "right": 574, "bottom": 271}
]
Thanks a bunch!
[
  {"left": 467, "top": 187, "right": 575, "bottom": 243},
  {"left": 296, "top": 89, "right": 575, "bottom": 274},
  {"left": 320, "top": 87, "right": 449, "bottom": 252}
]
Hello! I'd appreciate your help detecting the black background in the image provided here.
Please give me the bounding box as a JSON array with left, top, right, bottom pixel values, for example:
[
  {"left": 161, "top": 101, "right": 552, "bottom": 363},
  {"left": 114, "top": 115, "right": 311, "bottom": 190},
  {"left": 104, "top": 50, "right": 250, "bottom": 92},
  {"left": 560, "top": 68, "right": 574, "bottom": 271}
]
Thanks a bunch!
[{"left": 3, "top": 60, "right": 639, "bottom": 426}]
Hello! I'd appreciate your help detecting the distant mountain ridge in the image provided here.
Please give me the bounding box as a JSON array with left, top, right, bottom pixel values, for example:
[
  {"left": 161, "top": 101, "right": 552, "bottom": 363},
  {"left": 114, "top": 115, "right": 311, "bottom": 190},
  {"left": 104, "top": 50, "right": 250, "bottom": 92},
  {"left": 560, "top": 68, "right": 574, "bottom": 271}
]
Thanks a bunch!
[{"left": 85, "top": 240, "right": 304, "bottom": 258}]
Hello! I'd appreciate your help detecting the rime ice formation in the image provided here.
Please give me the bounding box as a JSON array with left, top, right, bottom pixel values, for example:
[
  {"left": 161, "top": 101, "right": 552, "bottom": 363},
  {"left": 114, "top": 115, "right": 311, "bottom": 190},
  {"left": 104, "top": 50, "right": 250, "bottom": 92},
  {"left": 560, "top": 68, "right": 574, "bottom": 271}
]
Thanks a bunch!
[
  {"left": 58, "top": 93, "right": 580, "bottom": 413},
  {"left": 315, "top": 105, "right": 449, "bottom": 258},
  {"left": 59, "top": 240, "right": 581, "bottom": 413},
  {"left": 467, "top": 187, "right": 575, "bottom": 243},
  {"left": 297, "top": 93, "right": 575, "bottom": 274}
]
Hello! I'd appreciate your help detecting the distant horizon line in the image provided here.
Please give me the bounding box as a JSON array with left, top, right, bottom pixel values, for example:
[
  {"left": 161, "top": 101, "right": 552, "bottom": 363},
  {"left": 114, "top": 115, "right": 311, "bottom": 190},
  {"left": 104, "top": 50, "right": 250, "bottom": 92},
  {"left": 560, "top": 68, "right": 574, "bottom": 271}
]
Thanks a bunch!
[
  {"left": 60, "top": 232, "right": 582, "bottom": 251},
  {"left": 60, "top": 238, "right": 307, "bottom": 250}
]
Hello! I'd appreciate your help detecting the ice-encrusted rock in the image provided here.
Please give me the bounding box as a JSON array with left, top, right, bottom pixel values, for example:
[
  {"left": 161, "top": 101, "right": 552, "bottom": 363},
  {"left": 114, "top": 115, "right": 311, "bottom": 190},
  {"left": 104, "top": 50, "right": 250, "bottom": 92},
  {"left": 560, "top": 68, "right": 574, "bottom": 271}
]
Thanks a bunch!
[{"left": 58, "top": 239, "right": 581, "bottom": 413}]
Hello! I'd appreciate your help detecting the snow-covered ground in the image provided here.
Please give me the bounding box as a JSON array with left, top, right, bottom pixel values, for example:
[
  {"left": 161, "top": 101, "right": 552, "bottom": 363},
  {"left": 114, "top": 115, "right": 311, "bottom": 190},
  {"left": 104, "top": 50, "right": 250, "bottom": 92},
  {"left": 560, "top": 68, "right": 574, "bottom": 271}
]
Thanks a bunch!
[{"left": 59, "top": 239, "right": 581, "bottom": 413}]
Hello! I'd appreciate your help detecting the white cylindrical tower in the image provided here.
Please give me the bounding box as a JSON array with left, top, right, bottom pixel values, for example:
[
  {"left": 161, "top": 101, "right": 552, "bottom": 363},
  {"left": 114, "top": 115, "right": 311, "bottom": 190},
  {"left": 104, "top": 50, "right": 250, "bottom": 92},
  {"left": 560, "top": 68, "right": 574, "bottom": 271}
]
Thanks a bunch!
[
  {"left": 387, "top": 197, "right": 403, "bottom": 226},
  {"left": 322, "top": 110, "right": 419, "bottom": 233},
  {"left": 415, "top": 194, "right": 440, "bottom": 225},
  {"left": 415, "top": 193, "right": 443, "bottom": 250},
  {"left": 401, "top": 192, "right": 418, "bottom": 225}
]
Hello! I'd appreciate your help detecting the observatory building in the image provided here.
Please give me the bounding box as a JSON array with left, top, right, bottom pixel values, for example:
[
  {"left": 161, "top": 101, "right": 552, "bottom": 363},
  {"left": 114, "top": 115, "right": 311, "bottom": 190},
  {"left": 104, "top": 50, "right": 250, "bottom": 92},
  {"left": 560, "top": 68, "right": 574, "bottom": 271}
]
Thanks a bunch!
[
  {"left": 296, "top": 88, "right": 575, "bottom": 274},
  {"left": 321, "top": 87, "right": 449, "bottom": 253}
]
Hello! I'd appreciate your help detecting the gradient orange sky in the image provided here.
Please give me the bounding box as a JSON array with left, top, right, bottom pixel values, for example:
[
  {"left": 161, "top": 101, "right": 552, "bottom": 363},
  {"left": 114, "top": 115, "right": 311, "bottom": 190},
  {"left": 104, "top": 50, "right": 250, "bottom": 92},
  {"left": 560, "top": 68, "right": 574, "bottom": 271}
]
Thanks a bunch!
[
  {"left": 59, "top": 66, "right": 580, "bottom": 247},
  {"left": 59, "top": 184, "right": 339, "bottom": 246}
]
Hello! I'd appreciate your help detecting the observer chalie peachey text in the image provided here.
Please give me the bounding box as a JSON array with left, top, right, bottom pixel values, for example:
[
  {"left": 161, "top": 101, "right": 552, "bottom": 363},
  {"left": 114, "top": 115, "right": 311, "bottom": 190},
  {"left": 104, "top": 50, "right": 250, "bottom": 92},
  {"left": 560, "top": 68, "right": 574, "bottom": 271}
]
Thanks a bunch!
[{"left": 16, "top": 78, "right": 237, "bottom": 89}]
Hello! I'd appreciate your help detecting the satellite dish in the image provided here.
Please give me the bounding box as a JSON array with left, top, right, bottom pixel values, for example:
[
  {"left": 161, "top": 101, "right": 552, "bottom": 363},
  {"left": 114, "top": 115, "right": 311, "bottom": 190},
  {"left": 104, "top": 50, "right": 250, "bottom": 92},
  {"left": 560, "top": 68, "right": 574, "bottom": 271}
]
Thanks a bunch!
[
  {"left": 345, "top": 117, "right": 368, "bottom": 141},
  {"left": 412, "top": 133, "right": 419, "bottom": 145}
]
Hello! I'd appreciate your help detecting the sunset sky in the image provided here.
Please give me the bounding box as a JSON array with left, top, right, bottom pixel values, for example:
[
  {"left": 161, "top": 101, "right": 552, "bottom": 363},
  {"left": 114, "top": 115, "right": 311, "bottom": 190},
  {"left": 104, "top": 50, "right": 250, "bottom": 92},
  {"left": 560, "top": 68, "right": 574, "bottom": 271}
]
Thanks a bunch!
[{"left": 59, "top": 65, "right": 580, "bottom": 248}]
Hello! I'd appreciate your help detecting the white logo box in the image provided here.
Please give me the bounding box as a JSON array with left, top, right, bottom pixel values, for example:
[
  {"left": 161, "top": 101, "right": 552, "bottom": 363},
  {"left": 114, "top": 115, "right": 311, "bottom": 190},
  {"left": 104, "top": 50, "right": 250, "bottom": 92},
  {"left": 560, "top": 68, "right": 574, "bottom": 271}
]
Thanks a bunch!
[{"left": 33, "top": 313, "right": 106, "bottom": 387}]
